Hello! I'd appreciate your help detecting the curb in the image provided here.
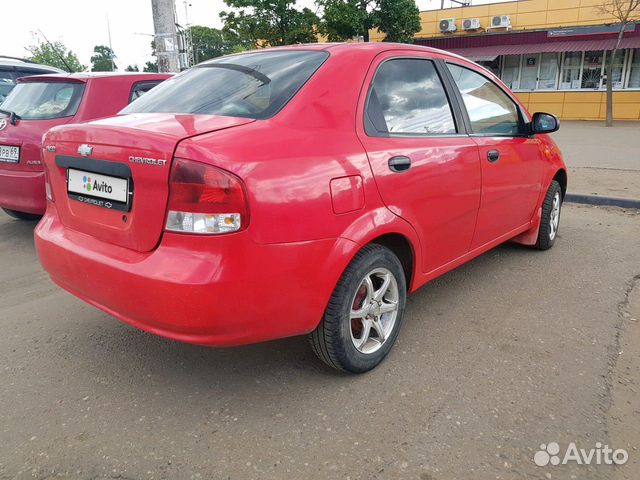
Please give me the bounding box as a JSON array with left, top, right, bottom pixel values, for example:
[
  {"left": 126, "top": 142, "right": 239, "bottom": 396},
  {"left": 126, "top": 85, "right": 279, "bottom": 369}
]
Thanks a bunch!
[{"left": 565, "top": 193, "right": 640, "bottom": 209}]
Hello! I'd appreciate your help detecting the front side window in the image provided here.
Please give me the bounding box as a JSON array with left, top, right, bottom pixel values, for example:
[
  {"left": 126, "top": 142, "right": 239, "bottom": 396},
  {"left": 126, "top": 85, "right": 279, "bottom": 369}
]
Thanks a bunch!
[
  {"left": 122, "top": 50, "right": 328, "bottom": 119},
  {"left": 447, "top": 63, "right": 521, "bottom": 136},
  {"left": 1, "top": 81, "right": 84, "bottom": 120},
  {"left": 366, "top": 58, "right": 456, "bottom": 135}
]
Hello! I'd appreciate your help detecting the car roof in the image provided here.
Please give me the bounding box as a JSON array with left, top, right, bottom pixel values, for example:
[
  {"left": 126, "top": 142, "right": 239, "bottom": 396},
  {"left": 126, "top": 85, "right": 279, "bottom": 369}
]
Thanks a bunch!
[
  {"left": 200, "top": 42, "right": 466, "bottom": 64},
  {"left": 0, "top": 56, "right": 65, "bottom": 73},
  {"left": 16, "top": 72, "right": 173, "bottom": 84}
]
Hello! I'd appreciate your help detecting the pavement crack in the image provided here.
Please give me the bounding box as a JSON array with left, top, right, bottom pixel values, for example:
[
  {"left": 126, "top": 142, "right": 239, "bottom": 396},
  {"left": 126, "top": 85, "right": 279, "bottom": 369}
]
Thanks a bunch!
[{"left": 603, "top": 273, "right": 640, "bottom": 435}]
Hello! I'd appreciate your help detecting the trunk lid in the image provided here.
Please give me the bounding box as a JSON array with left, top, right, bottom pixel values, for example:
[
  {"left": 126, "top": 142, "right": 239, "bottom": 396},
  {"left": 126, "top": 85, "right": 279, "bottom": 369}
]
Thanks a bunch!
[{"left": 44, "top": 113, "right": 254, "bottom": 252}]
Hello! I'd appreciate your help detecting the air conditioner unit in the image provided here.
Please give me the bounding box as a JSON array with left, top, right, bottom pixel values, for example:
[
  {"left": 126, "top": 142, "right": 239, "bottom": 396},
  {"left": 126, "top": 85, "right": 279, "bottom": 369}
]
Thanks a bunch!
[
  {"left": 439, "top": 18, "right": 457, "bottom": 33},
  {"left": 462, "top": 18, "right": 481, "bottom": 30},
  {"left": 491, "top": 15, "right": 511, "bottom": 28}
]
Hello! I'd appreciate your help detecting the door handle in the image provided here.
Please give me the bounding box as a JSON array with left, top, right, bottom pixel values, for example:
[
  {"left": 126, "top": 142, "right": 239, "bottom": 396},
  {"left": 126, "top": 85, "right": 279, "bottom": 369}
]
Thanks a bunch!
[
  {"left": 487, "top": 150, "right": 500, "bottom": 163},
  {"left": 388, "top": 156, "right": 411, "bottom": 173}
]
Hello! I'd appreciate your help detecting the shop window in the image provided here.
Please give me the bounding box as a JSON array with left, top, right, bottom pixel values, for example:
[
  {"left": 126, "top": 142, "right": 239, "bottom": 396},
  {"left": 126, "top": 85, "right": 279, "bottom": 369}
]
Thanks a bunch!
[
  {"left": 501, "top": 55, "right": 521, "bottom": 90},
  {"left": 538, "top": 53, "right": 560, "bottom": 90},
  {"left": 581, "top": 51, "right": 604, "bottom": 89},
  {"left": 603, "top": 50, "right": 626, "bottom": 89},
  {"left": 520, "top": 55, "right": 538, "bottom": 90},
  {"left": 561, "top": 52, "right": 583, "bottom": 89},
  {"left": 628, "top": 49, "right": 640, "bottom": 88}
]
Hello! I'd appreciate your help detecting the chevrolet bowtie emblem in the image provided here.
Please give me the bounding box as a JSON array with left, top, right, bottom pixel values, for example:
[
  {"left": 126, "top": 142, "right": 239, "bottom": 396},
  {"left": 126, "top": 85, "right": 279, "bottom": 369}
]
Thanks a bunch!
[{"left": 77, "top": 144, "right": 93, "bottom": 157}]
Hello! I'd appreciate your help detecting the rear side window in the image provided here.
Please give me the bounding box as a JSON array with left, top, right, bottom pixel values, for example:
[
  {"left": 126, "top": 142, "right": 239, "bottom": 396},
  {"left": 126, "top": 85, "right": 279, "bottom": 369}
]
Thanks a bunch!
[
  {"left": 1, "top": 81, "right": 84, "bottom": 120},
  {"left": 366, "top": 58, "right": 456, "bottom": 136},
  {"left": 447, "top": 63, "right": 521, "bottom": 136},
  {"left": 129, "top": 81, "right": 163, "bottom": 103},
  {"left": 122, "top": 51, "right": 328, "bottom": 119},
  {"left": 0, "top": 71, "right": 15, "bottom": 103}
]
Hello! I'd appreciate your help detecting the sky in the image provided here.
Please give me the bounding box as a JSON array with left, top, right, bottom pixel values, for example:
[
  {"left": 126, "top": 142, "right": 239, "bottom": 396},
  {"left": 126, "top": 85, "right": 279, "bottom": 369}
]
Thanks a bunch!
[{"left": 4, "top": 0, "right": 512, "bottom": 71}]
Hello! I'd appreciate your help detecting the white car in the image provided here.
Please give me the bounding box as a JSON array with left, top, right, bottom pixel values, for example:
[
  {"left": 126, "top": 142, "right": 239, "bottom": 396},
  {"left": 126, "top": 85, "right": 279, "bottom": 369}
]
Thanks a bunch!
[{"left": 0, "top": 56, "right": 64, "bottom": 103}]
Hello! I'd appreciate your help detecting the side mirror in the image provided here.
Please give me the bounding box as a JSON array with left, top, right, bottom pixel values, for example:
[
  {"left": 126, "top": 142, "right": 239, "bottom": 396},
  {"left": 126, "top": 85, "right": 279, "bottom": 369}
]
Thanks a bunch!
[{"left": 531, "top": 112, "right": 560, "bottom": 134}]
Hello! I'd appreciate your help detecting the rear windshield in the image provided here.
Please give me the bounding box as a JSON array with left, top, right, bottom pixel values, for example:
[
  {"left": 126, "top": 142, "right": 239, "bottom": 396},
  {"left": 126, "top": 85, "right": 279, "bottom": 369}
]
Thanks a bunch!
[
  {"left": 121, "top": 50, "right": 329, "bottom": 120},
  {"left": 1, "top": 81, "right": 85, "bottom": 120}
]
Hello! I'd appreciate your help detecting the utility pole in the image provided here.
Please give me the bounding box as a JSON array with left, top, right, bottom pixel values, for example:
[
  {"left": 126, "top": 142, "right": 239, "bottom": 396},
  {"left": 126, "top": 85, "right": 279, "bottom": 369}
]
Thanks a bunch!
[{"left": 151, "top": 0, "right": 180, "bottom": 72}]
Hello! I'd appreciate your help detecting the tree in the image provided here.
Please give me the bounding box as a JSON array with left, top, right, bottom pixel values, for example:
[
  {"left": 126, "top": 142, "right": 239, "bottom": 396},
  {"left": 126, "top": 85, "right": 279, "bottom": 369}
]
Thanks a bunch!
[
  {"left": 26, "top": 41, "right": 85, "bottom": 72},
  {"left": 318, "top": 0, "right": 373, "bottom": 41},
  {"left": 317, "top": 0, "right": 420, "bottom": 43},
  {"left": 375, "top": 0, "right": 421, "bottom": 43},
  {"left": 596, "top": 0, "right": 640, "bottom": 126},
  {"left": 125, "top": 65, "right": 139, "bottom": 72},
  {"left": 190, "top": 25, "right": 242, "bottom": 62},
  {"left": 91, "top": 45, "right": 117, "bottom": 72},
  {"left": 143, "top": 61, "right": 159, "bottom": 73},
  {"left": 220, "top": 0, "right": 320, "bottom": 48}
]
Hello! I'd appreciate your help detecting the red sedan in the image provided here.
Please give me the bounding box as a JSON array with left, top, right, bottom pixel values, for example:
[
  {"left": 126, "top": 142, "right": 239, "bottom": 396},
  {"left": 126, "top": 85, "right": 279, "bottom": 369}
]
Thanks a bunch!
[
  {"left": 0, "top": 72, "right": 170, "bottom": 219},
  {"left": 35, "top": 44, "right": 567, "bottom": 373}
]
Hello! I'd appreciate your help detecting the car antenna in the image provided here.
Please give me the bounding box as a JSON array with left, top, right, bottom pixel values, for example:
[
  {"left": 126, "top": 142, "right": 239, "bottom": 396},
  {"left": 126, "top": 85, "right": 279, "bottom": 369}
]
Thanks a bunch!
[{"left": 36, "top": 29, "right": 74, "bottom": 73}]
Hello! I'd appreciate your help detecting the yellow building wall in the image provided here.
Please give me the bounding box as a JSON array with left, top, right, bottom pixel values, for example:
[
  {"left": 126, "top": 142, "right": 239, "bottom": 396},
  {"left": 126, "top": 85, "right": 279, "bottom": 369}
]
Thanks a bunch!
[
  {"left": 515, "top": 91, "right": 640, "bottom": 120},
  {"left": 370, "top": 0, "right": 621, "bottom": 41}
]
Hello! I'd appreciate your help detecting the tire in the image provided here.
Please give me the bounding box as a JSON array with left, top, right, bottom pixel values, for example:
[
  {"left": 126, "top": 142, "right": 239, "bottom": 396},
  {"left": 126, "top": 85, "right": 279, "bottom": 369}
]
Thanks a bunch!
[
  {"left": 2, "top": 208, "right": 41, "bottom": 221},
  {"left": 533, "top": 180, "right": 562, "bottom": 250},
  {"left": 309, "top": 244, "right": 407, "bottom": 373}
]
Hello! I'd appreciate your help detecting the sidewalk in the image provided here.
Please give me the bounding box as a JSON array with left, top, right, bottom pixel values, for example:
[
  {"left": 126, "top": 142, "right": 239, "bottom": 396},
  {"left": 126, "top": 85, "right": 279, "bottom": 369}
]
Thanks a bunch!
[{"left": 550, "top": 121, "right": 640, "bottom": 203}]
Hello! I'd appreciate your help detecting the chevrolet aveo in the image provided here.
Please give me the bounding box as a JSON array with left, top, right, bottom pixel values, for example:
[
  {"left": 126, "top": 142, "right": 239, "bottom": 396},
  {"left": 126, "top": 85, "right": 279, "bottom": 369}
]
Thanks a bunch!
[{"left": 35, "top": 43, "right": 567, "bottom": 373}]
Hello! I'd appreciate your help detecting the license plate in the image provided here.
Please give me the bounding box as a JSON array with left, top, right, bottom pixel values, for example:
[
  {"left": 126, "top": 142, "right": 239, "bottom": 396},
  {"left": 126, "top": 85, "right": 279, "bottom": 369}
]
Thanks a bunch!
[
  {"left": 0, "top": 145, "right": 20, "bottom": 163},
  {"left": 67, "top": 168, "right": 129, "bottom": 204}
]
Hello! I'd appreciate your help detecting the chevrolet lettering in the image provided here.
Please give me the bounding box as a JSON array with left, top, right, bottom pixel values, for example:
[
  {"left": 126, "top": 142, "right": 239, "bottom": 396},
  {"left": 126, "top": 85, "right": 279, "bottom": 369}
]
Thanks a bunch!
[{"left": 128, "top": 156, "right": 167, "bottom": 167}]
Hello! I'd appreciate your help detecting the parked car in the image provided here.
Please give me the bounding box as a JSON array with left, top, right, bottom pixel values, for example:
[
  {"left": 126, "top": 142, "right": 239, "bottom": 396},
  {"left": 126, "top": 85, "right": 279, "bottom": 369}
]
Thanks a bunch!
[
  {"left": 0, "top": 72, "right": 171, "bottom": 219},
  {"left": 35, "top": 44, "right": 567, "bottom": 373},
  {"left": 0, "top": 56, "right": 65, "bottom": 103}
]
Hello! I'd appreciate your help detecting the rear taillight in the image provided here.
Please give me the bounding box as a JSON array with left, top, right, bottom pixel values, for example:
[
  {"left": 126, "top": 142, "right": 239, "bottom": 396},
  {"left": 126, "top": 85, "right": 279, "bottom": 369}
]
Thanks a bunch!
[{"left": 165, "top": 158, "right": 249, "bottom": 235}]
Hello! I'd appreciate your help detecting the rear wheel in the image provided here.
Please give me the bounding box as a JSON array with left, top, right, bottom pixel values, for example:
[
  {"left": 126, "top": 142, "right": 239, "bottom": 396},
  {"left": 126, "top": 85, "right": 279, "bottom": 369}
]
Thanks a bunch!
[
  {"left": 309, "top": 244, "right": 407, "bottom": 373},
  {"left": 2, "top": 208, "right": 41, "bottom": 221},
  {"left": 533, "top": 180, "right": 562, "bottom": 250}
]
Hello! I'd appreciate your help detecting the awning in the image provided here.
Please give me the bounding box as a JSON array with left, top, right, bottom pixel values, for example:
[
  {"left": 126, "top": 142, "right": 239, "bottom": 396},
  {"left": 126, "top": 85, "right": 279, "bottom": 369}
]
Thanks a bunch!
[{"left": 449, "top": 36, "right": 640, "bottom": 60}]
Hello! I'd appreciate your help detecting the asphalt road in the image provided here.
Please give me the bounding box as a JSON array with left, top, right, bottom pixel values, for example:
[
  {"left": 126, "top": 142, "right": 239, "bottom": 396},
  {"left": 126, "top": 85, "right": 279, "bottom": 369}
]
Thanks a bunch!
[{"left": 0, "top": 204, "right": 639, "bottom": 480}]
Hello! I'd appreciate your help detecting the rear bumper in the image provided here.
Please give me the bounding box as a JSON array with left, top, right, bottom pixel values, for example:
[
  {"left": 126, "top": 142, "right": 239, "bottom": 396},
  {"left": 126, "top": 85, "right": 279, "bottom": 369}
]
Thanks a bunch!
[
  {"left": 35, "top": 209, "right": 354, "bottom": 346},
  {"left": 0, "top": 168, "right": 46, "bottom": 215}
]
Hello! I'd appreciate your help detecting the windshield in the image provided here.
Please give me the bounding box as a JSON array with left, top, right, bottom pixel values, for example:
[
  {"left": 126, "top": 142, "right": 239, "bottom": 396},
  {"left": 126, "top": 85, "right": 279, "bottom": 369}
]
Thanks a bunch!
[
  {"left": 122, "top": 50, "right": 328, "bottom": 120},
  {"left": 1, "top": 81, "right": 85, "bottom": 120}
]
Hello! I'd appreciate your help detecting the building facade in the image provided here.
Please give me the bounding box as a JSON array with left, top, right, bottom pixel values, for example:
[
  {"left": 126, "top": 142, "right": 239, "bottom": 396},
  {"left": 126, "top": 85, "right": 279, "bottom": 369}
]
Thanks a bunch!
[{"left": 372, "top": 0, "right": 640, "bottom": 121}]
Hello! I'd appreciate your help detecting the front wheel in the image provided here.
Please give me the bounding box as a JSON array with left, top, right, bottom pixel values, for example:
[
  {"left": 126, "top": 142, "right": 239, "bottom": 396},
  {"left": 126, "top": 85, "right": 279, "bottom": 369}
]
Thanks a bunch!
[
  {"left": 309, "top": 244, "right": 407, "bottom": 373},
  {"left": 2, "top": 208, "right": 41, "bottom": 221},
  {"left": 533, "top": 180, "right": 562, "bottom": 250}
]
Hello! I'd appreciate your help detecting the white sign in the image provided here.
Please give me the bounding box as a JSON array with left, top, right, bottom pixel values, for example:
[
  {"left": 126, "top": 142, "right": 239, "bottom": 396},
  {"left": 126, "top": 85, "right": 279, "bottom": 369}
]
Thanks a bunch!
[{"left": 67, "top": 169, "right": 128, "bottom": 203}]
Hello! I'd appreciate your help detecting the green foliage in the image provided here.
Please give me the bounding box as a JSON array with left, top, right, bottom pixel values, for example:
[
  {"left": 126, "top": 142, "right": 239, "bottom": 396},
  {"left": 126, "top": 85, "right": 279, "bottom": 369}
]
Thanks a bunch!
[
  {"left": 190, "top": 25, "right": 243, "bottom": 62},
  {"left": 143, "top": 61, "right": 159, "bottom": 73},
  {"left": 26, "top": 41, "right": 85, "bottom": 72},
  {"left": 125, "top": 65, "right": 139, "bottom": 72},
  {"left": 220, "top": 0, "right": 320, "bottom": 47},
  {"left": 91, "top": 45, "right": 117, "bottom": 72},
  {"left": 318, "top": 0, "right": 373, "bottom": 41},
  {"left": 317, "top": 0, "right": 421, "bottom": 43},
  {"left": 375, "top": 0, "right": 421, "bottom": 43}
]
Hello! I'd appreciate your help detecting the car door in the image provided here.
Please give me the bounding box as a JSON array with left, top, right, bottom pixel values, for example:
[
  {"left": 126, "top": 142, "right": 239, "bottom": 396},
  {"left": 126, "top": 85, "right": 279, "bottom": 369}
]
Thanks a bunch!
[
  {"left": 356, "top": 52, "right": 482, "bottom": 274},
  {"left": 444, "top": 62, "right": 545, "bottom": 249}
]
